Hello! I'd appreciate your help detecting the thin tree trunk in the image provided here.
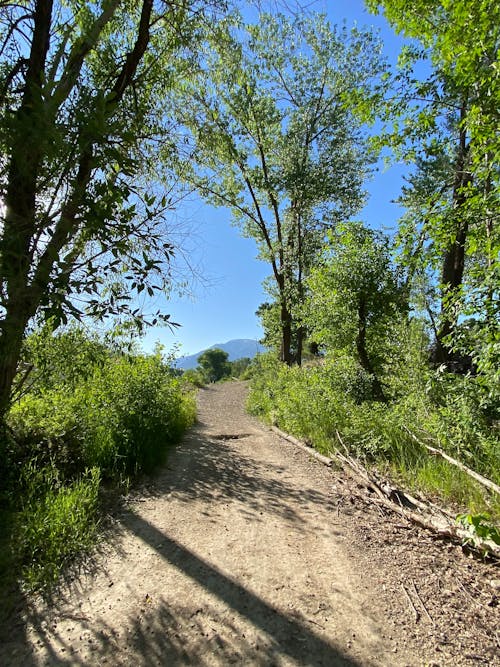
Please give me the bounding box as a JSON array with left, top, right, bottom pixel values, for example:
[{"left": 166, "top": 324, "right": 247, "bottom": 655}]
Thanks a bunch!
[
  {"left": 433, "top": 101, "right": 472, "bottom": 365},
  {"left": 280, "top": 299, "right": 293, "bottom": 366},
  {"left": 356, "top": 298, "right": 385, "bottom": 401},
  {"left": 295, "top": 326, "right": 304, "bottom": 366}
]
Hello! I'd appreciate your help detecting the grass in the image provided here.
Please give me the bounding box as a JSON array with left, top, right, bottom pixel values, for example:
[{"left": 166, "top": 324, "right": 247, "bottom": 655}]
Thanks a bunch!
[
  {"left": 14, "top": 467, "right": 101, "bottom": 591},
  {"left": 247, "top": 355, "right": 500, "bottom": 526}
]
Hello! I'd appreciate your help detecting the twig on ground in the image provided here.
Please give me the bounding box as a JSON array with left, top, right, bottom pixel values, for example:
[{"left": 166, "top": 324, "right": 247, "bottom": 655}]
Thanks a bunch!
[
  {"left": 411, "top": 579, "right": 434, "bottom": 624},
  {"left": 401, "top": 583, "right": 420, "bottom": 622}
]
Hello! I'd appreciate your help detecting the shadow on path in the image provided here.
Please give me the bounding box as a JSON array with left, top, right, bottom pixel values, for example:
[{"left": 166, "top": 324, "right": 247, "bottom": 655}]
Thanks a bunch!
[
  {"left": 143, "top": 429, "right": 341, "bottom": 536},
  {"left": 119, "top": 507, "right": 363, "bottom": 667}
]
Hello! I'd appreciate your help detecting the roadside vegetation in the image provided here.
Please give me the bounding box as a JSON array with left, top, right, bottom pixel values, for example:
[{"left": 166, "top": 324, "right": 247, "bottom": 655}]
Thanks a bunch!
[
  {"left": 248, "top": 346, "right": 500, "bottom": 524},
  {"left": 0, "top": 327, "right": 195, "bottom": 593}
]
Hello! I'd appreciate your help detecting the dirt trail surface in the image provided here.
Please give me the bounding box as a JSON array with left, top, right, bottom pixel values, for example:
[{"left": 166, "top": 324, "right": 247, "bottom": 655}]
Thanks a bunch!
[{"left": 2, "top": 381, "right": 499, "bottom": 666}]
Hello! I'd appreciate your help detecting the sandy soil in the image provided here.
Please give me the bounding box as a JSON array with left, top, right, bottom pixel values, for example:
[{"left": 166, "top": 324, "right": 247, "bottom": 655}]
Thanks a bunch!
[{"left": 1, "top": 381, "right": 498, "bottom": 666}]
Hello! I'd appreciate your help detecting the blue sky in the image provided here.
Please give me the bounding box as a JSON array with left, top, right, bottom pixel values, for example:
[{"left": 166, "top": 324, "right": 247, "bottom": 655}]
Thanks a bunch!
[{"left": 140, "top": 1, "right": 412, "bottom": 357}]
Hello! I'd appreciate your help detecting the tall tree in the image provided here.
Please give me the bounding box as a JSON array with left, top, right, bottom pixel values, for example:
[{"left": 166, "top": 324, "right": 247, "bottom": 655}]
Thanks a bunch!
[
  {"left": 0, "top": 0, "right": 219, "bottom": 417},
  {"left": 305, "top": 222, "right": 404, "bottom": 401},
  {"left": 173, "top": 12, "right": 385, "bottom": 364},
  {"left": 367, "top": 0, "right": 499, "bottom": 369}
]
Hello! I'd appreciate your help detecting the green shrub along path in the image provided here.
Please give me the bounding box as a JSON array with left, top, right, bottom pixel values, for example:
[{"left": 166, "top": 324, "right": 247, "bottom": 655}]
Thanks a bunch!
[
  {"left": 1, "top": 330, "right": 196, "bottom": 595},
  {"left": 2, "top": 381, "right": 498, "bottom": 666}
]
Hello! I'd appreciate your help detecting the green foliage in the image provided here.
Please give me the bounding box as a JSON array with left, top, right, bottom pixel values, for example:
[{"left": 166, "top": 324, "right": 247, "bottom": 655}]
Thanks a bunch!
[
  {"left": 182, "top": 368, "right": 206, "bottom": 388},
  {"left": 456, "top": 513, "right": 500, "bottom": 550},
  {"left": 196, "top": 348, "right": 231, "bottom": 383},
  {"left": 84, "top": 354, "right": 196, "bottom": 476},
  {"left": 9, "top": 353, "right": 196, "bottom": 479},
  {"left": 3, "top": 328, "right": 196, "bottom": 591},
  {"left": 248, "top": 330, "right": 500, "bottom": 520},
  {"left": 367, "top": 0, "right": 499, "bottom": 380},
  {"left": 14, "top": 466, "right": 100, "bottom": 591},
  {"left": 304, "top": 222, "right": 405, "bottom": 399},
  {"left": 173, "top": 12, "right": 386, "bottom": 362},
  {"left": 229, "top": 357, "right": 252, "bottom": 378},
  {"left": 306, "top": 223, "right": 404, "bottom": 361},
  {"left": 20, "top": 324, "right": 107, "bottom": 391},
  {"left": 0, "top": 1, "right": 223, "bottom": 418}
]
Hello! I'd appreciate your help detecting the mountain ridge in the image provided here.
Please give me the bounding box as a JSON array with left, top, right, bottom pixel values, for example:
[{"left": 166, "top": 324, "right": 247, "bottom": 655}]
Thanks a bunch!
[{"left": 175, "top": 338, "right": 265, "bottom": 370}]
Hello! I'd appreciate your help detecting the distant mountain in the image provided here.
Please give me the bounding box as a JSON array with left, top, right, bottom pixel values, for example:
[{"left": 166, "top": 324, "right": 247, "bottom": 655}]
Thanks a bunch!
[{"left": 175, "top": 338, "right": 266, "bottom": 370}]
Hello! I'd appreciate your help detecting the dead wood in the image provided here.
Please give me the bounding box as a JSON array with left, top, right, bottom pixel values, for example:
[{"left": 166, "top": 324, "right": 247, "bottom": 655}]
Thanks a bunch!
[
  {"left": 272, "top": 425, "right": 500, "bottom": 560},
  {"left": 404, "top": 428, "right": 500, "bottom": 496},
  {"left": 410, "top": 579, "right": 434, "bottom": 624},
  {"left": 401, "top": 583, "right": 420, "bottom": 623},
  {"left": 271, "top": 426, "right": 333, "bottom": 467}
]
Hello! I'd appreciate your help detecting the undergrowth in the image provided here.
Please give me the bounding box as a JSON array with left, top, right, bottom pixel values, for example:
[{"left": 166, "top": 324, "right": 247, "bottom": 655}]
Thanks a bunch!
[
  {"left": 247, "top": 353, "right": 500, "bottom": 523},
  {"left": 0, "top": 326, "right": 196, "bottom": 594}
]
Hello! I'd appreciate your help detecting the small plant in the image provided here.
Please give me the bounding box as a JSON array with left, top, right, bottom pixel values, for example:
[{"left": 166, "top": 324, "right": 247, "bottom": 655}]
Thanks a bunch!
[{"left": 456, "top": 513, "right": 500, "bottom": 550}]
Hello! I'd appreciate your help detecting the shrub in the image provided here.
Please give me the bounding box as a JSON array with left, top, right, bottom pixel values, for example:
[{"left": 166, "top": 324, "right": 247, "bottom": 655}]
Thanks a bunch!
[
  {"left": 83, "top": 354, "right": 196, "bottom": 476},
  {"left": 182, "top": 368, "right": 206, "bottom": 388},
  {"left": 9, "top": 353, "right": 196, "bottom": 480},
  {"left": 5, "top": 329, "right": 197, "bottom": 591}
]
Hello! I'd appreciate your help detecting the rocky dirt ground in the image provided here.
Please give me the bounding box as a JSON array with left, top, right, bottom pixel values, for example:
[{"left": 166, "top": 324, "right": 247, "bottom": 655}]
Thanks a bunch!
[{"left": 1, "top": 381, "right": 499, "bottom": 666}]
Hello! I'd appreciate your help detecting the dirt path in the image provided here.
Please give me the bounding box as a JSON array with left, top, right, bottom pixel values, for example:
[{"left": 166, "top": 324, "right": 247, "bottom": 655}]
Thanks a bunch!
[{"left": 2, "top": 382, "right": 499, "bottom": 666}]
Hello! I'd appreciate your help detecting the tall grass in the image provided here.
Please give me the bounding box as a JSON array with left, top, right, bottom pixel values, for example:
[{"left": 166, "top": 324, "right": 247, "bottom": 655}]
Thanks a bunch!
[
  {"left": 14, "top": 466, "right": 100, "bottom": 590},
  {"left": 248, "top": 353, "right": 500, "bottom": 521}
]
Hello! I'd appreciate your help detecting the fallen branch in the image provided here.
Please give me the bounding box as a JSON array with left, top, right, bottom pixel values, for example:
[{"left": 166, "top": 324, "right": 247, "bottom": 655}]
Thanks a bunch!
[
  {"left": 404, "top": 428, "right": 500, "bottom": 496},
  {"left": 334, "top": 431, "right": 452, "bottom": 520},
  {"left": 271, "top": 426, "right": 333, "bottom": 467},
  {"left": 272, "top": 424, "right": 500, "bottom": 560},
  {"left": 410, "top": 579, "right": 433, "bottom": 624},
  {"left": 401, "top": 583, "right": 420, "bottom": 623}
]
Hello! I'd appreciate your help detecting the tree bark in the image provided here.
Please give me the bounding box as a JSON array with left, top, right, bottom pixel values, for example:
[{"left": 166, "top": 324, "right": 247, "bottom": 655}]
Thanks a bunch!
[
  {"left": 433, "top": 101, "right": 472, "bottom": 366},
  {"left": 280, "top": 299, "right": 293, "bottom": 366},
  {"left": 295, "top": 326, "right": 304, "bottom": 366},
  {"left": 356, "top": 297, "right": 385, "bottom": 401}
]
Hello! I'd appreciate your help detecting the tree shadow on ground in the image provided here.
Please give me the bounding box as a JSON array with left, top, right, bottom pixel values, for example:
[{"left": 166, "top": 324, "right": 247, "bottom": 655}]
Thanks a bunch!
[
  {"left": 9, "top": 509, "right": 364, "bottom": 666},
  {"left": 1, "top": 390, "right": 368, "bottom": 666},
  {"left": 136, "top": 427, "right": 343, "bottom": 537}
]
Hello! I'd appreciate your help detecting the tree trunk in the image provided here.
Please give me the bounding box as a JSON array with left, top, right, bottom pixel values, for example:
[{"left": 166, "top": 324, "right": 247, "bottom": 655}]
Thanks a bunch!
[
  {"left": 433, "top": 101, "right": 471, "bottom": 366},
  {"left": 295, "top": 326, "right": 304, "bottom": 366},
  {"left": 280, "top": 299, "right": 293, "bottom": 365},
  {"left": 0, "top": 302, "right": 33, "bottom": 417},
  {"left": 356, "top": 297, "right": 385, "bottom": 401}
]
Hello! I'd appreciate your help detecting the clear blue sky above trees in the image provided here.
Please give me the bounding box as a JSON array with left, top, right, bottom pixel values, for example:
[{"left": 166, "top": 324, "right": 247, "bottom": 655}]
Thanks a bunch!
[{"left": 140, "top": 0, "right": 413, "bottom": 356}]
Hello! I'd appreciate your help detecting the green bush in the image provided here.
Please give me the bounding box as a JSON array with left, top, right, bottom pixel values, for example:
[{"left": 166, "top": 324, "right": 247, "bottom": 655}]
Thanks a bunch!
[
  {"left": 83, "top": 355, "right": 196, "bottom": 476},
  {"left": 4, "top": 328, "right": 197, "bottom": 591},
  {"left": 9, "top": 353, "right": 196, "bottom": 480},
  {"left": 181, "top": 368, "right": 206, "bottom": 388}
]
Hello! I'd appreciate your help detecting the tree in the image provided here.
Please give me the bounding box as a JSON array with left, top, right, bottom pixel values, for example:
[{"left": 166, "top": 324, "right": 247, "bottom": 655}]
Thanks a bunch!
[
  {"left": 305, "top": 222, "right": 404, "bottom": 400},
  {"left": 229, "top": 356, "right": 252, "bottom": 378},
  {"left": 197, "top": 348, "right": 230, "bottom": 382},
  {"left": 173, "top": 12, "right": 385, "bottom": 364},
  {"left": 0, "top": 0, "right": 221, "bottom": 418},
  {"left": 367, "top": 0, "right": 499, "bottom": 369}
]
